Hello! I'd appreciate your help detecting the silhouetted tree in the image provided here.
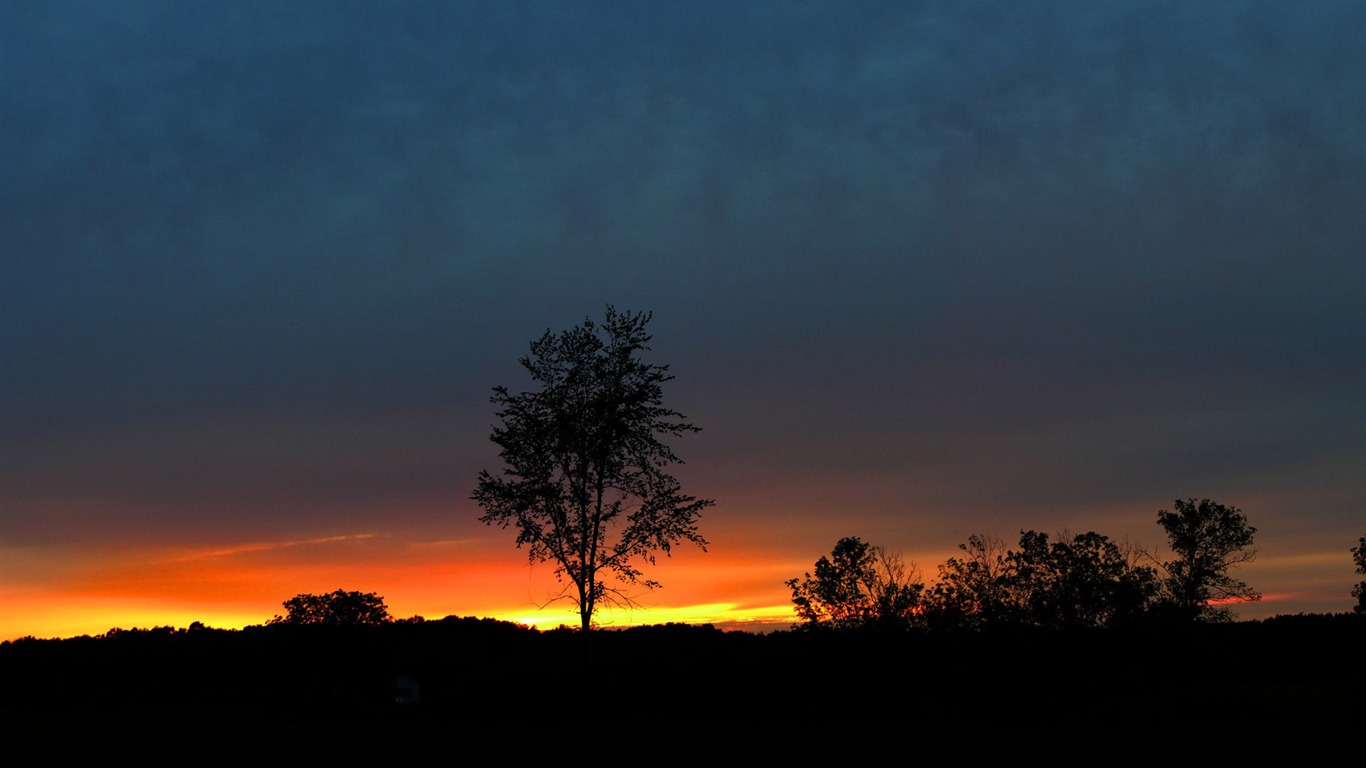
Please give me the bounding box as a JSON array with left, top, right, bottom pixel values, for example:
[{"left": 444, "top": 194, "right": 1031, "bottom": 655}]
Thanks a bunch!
[
  {"left": 923, "top": 534, "right": 1014, "bottom": 631},
  {"left": 472, "top": 307, "right": 713, "bottom": 632},
  {"left": 269, "top": 589, "right": 392, "bottom": 626},
  {"left": 787, "top": 536, "right": 923, "bottom": 631},
  {"left": 923, "top": 530, "right": 1157, "bottom": 631},
  {"left": 1353, "top": 535, "right": 1366, "bottom": 615},
  {"left": 1155, "top": 498, "right": 1260, "bottom": 622},
  {"left": 1006, "top": 530, "right": 1157, "bottom": 630}
]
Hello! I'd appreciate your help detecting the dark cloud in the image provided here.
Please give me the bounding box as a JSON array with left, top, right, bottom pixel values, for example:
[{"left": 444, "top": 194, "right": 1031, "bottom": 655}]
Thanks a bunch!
[{"left": 2, "top": 1, "right": 1363, "bottom": 573}]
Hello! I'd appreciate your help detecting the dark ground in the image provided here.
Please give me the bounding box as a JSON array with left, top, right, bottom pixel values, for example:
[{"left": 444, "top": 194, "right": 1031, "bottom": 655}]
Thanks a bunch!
[{"left": 3, "top": 613, "right": 1360, "bottom": 760}]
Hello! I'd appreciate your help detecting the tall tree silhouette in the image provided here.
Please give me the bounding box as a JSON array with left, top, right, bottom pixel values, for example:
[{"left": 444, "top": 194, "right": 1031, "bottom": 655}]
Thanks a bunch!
[
  {"left": 473, "top": 307, "right": 713, "bottom": 631},
  {"left": 1156, "top": 498, "right": 1260, "bottom": 622}
]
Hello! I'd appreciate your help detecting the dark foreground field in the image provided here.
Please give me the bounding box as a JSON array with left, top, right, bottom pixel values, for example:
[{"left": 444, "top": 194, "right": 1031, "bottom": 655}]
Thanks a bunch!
[{"left": 3, "top": 613, "right": 1360, "bottom": 759}]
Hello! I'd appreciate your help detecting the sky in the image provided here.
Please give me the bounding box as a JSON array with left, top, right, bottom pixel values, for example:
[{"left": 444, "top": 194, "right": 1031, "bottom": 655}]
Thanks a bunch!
[{"left": 2, "top": 1, "right": 1363, "bottom": 640}]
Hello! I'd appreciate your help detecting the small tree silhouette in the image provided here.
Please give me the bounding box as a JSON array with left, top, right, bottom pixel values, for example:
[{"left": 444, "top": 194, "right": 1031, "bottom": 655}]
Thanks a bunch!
[
  {"left": 787, "top": 537, "right": 923, "bottom": 631},
  {"left": 270, "top": 589, "right": 392, "bottom": 626},
  {"left": 923, "top": 534, "right": 1014, "bottom": 631},
  {"left": 1352, "top": 535, "right": 1366, "bottom": 615}
]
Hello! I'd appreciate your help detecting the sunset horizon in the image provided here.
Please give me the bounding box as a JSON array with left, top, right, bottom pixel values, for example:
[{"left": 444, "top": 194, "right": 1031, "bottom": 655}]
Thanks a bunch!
[{"left": 4, "top": 507, "right": 1356, "bottom": 641}]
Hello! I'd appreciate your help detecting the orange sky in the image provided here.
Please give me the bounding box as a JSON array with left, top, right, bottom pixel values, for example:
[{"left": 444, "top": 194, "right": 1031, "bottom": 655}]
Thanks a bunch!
[
  {"left": 2, "top": 526, "right": 805, "bottom": 639},
  {"left": 3, "top": 513, "right": 1358, "bottom": 641}
]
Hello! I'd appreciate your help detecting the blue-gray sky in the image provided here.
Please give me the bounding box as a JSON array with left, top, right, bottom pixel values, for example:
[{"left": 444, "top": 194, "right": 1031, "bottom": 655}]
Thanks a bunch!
[{"left": 2, "top": 1, "right": 1363, "bottom": 635}]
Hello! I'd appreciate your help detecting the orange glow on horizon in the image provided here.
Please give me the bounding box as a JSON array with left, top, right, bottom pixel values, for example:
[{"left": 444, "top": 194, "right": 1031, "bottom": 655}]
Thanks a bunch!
[
  {"left": 5, "top": 524, "right": 1356, "bottom": 640},
  {"left": 1, "top": 533, "right": 802, "bottom": 641},
  {"left": 1, "top": 587, "right": 796, "bottom": 641}
]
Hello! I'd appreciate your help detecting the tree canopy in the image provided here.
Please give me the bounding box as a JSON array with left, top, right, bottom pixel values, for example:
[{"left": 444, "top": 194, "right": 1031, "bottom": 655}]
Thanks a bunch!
[
  {"left": 787, "top": 536, "right": 923, "bottom": 631},
  {"left": 269, "top": 590, "right": 392, "bottom": 627},
  {"left": 472, "top": 306, "right": 713, "bottom": 631},
  {"left": 921, "top": 530, "right": 1156, "bottom": 631},
  {"left": 1155, "top": 498, "right": 1260, "bottom": 622},
  {"left": 923, "top": 533, "right": 1013, "bottom": 631},
  {"left": 1005, "top": 530, "right": 1156, "bottom": 630}
]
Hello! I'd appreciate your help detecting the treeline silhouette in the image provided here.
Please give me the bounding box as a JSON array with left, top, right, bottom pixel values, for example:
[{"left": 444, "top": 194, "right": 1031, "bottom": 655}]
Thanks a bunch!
[
  {"left": 790, "top": 499, "right": 1278, "bottom": 634},
  {"left": 3, "top": 612, "right": 1361, "bottom": 756}
]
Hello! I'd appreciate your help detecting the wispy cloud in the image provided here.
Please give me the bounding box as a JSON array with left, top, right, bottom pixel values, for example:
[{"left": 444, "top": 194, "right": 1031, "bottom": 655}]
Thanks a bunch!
[{"left": 183, "top": 534, "right": 378, "bottom": 561}]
